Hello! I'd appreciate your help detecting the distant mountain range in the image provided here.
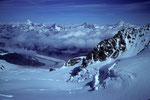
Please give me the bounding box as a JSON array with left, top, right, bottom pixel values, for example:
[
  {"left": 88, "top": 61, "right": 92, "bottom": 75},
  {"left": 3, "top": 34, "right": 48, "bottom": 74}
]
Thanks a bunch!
[{"left": 0, "top": 20, "right": 137, "bottom": 59}]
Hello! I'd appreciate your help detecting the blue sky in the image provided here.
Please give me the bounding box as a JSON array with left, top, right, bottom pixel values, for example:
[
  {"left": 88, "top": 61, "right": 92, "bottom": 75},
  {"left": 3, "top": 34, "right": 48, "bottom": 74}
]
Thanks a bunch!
[{"left": 0, "top": 0, "right": 150, "bottom": 25}]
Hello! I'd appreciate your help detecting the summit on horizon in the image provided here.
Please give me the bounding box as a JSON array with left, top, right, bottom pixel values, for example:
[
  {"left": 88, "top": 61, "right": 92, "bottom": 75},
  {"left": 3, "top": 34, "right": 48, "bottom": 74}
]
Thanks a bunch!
[{"left": 0, "top": 0, "right": 150, "bottom": 25}]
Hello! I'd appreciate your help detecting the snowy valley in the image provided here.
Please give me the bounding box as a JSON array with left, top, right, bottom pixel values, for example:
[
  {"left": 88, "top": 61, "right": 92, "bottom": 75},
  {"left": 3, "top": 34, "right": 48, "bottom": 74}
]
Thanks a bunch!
[{"left": 0, "top": 21, "right": 150, "bottom": 100}]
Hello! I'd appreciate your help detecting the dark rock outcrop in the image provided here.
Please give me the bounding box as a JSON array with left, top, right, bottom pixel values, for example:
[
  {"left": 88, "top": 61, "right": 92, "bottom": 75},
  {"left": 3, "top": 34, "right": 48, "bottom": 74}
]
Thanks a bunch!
[
  {"left": 49, "top": 68, "right": 56, "bottom": 71},
  {"left": 81, "top": 23, "right": 95, "bottom": 29},
  {"left": 0, "top": 53, "right": 45, "bottom": 67},
  {"left": 84, "top": 29, "right": 126, "bottom": 66},
  {"left": 78, "top": 25, "right": 150, "bottom": 71},
  {"left": 64, "top": 57, "right": 82, "bottom": 67}
]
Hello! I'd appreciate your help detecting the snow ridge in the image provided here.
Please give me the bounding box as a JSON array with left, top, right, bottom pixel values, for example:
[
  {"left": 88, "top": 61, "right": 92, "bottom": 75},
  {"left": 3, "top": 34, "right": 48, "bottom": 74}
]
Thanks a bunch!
[
  {"left": 66, "top": 23, "right": 150, "bottom": 90},
  {"left": 80, "top": 24, "right": 150, "bottom": 68}
]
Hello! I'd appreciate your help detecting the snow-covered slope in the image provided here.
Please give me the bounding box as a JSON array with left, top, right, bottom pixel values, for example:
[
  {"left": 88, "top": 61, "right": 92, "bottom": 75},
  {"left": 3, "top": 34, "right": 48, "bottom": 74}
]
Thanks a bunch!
[
  {"left": 0, "top": 44, "right": 150, "bottom": 100},
  {"left": 66, "top": 23, "right": 150, "bottom": 67},
  {"left": 63, "top": 23, "right": 150, "bottom": 90}
]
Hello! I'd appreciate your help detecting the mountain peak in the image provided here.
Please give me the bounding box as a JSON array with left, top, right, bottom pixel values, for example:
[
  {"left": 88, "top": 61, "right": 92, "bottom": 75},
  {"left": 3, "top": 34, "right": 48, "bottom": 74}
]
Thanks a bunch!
[
  {"left": 117, "top": 20, "right": 125, "bottom": 26},
  {"left": 81, "top": 22, "right": 88, "bottom": 26},
  {"left": 50, "top": 24, "right": 62, "bottom": 31},
  {"left": 25, "top": 19, "right": 32, "bottom": 25},
  {"left": 80, "top": 22, "right": 95, "bottom": 29}
]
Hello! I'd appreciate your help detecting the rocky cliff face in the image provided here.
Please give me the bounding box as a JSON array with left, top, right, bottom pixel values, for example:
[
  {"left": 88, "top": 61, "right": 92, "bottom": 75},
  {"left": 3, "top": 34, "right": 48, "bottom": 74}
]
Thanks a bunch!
[
  {"left": 82, "top": 24, "right": 150, "bottom": 68},
  {"left": 64, "top": 24, "right": 150, "bottom": 73}
]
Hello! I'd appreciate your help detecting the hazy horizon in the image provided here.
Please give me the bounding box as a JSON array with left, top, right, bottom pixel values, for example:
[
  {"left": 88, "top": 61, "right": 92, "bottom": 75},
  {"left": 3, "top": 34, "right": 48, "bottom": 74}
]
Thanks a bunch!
[{"left": 0, "top": 0, "right": 150, "bottom": 25}]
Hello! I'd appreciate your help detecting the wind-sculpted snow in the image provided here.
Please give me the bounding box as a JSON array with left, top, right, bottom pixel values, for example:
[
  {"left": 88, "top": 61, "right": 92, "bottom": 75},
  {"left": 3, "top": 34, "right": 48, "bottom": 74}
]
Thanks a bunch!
[{"left": 1, "top": 48, "right": 150, "bottom": 100}]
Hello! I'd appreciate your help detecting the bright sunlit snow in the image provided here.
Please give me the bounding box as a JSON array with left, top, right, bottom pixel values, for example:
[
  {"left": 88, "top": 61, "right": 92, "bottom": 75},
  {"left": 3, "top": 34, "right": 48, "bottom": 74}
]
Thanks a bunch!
[{"left": 0, "top": 21, "right": 150, "bottom": 100}]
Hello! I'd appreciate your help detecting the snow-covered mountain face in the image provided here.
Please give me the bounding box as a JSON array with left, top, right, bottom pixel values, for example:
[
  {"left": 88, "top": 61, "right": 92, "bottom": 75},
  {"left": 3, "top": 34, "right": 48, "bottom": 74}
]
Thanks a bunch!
[
  {"left": 1, "top": 21, "right": 150, "bottom": 100},
  {"left": 85, "top": 24, "right": 150, "bottom": 63},
  {"left": 64, "top": 23, "right": 150, "bottom": 87},
  {"left": 0, "top": 20, "right": 135, "bottom": 59}
]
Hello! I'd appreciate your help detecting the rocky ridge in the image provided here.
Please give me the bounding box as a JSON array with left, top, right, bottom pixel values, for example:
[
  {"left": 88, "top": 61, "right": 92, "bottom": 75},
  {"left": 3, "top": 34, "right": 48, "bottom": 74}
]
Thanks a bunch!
[{"left": 65, "top": 23, "right": 150, "bottom": 77}]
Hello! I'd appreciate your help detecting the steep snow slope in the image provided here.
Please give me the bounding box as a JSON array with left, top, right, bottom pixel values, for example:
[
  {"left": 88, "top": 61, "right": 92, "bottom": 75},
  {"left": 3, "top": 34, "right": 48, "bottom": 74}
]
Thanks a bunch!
[{"left": 0, "top": 47, "right": 150, "bottom": 100}]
